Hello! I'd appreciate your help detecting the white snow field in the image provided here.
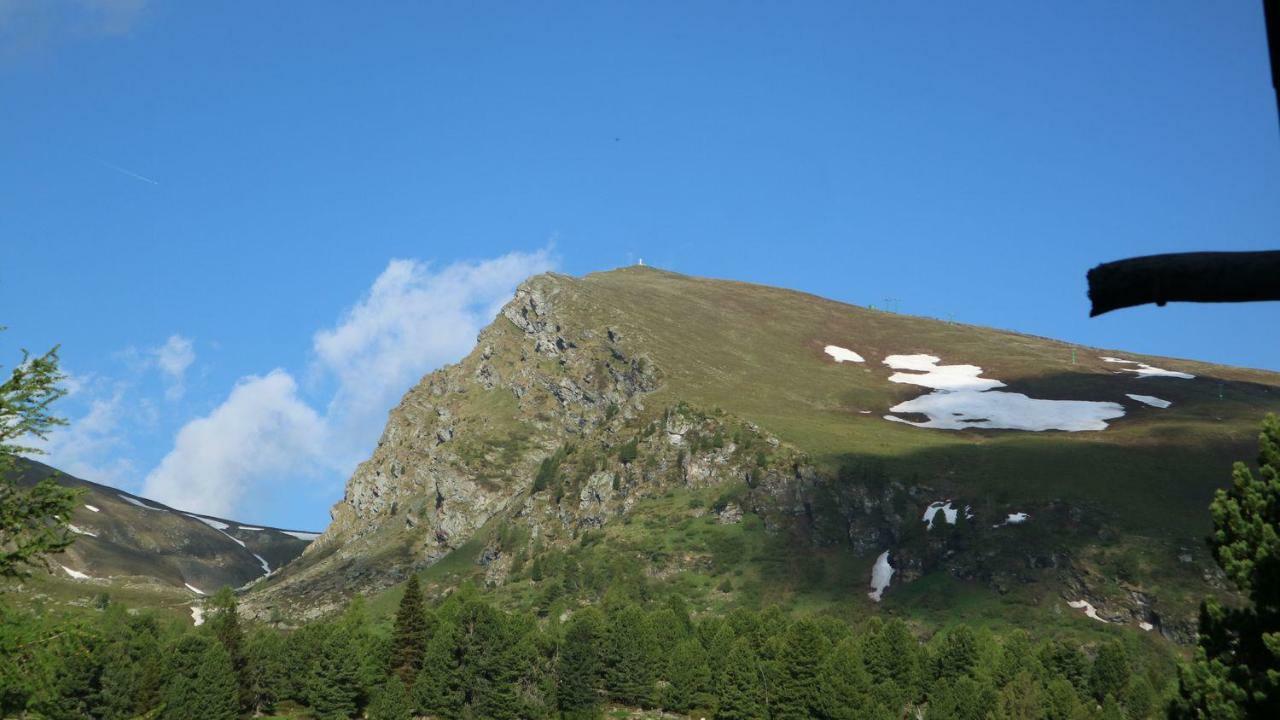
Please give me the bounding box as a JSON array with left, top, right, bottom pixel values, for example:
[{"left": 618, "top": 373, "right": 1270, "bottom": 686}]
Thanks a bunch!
[
  {"left": 84, "top": 504, "right": 100, "bottom": 512},
  {"left": 1101, "top": 357, "right": 1195, "bottom": 380},
  {"left": 922, "top": 501, "right": 958, "bottom": 529},
  {"left": 1068, "top": 599, "right": 1109, "bottom": 623},
  {"left": 994, "top": 512, "right": 1029, "bottom": 527},
  {"left": 884, "top": 354, "right": 1005, "bottom": 391},
  {"left": 186, "top": 514, "right": 230, "bottom": 531},
  {"left": 882, "top": 355, "right": 1126, "bottom": 431},
  {"left": 868, "top": 551, "right": 894, "bottom": 602},
  {"left": 238, "top": 525, "right": 264, "bottom": 531},
  {"left": 283, "top": 530, "right": 321, "bottom": 541},
  {"left": 117, "top": 493, "right": 158, "bottom": 510},
  {"left": 1126, "top": 394, "right": 1172, "bottom": 409},
  {"left": 184, "top": 583, "right": 205, "bottom": 595},
  {"left": 824, "top": 344, "right": 865, "bottom": 363},
  {"left": 60, "top": 565, "right": 93, "bottom": 581},
  {"left": 1139, "top": 622, "right": 1154, "bottom": 632},
  {"left": 190, "top": 605, "right": 205, "bottom": 626},
  {"left": 68, "top": 524, "right": 97, "bottom": 537}
]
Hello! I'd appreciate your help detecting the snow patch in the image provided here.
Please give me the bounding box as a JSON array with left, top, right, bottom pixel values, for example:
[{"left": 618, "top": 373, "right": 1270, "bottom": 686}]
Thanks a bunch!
[
  {"left": 1126, "top": 394, "right": 1171, "bottom": 409},
  {"left": 60, "top": 565, "right": 92, "bottom": 581},
  {"left": 824, "top": 345, "right": 865, "bottom": 364},
  {"left": 1068, "top": 599, "right": 1109, "bottom": 623},
  {"left": 184, "top": 583, "right": 205, "bottom": 595},
  {"left": 68, "top": 524, "right": 97, "bottom": 537},
  {"left": 190, "top": 605, "right": 204, "bottom": 626},
  {"left": 252, "top": 553, "right": 271, "bottom": 574},
  {"left": 868, "top": 551, "right": 894, "bottom": 602},
  {"left": 83, "top": 504, "right": 100, "bottom": 513},
  {"left": 186, "top": 514, "right": 230, "bottom": 531},
  {"left": 117, "top": 494, "right": 158, "bottom": 510},
  {"left": 883, "top": 355, "right": 1125, "bottom": 431},
  {"left": 1139, "top": 622, "right": 1154, "bottom": 632},
  {"left": 237, "top": 525, "right": 264, "bottom": 531},
  {"left": 1101, "top": 357, "right": 1195, "bottom": 380},
  {"left": 994, "top": 512, "right": 1029, "bottom": 527},
  {"left": 884, "top": 354, "right": 1005, "bottom": 392},
  {"left": 282, "top": 530, "right": 321, "bottom": 541},
  {"left": 922, "top": 501, "right": 958, "bottom": 529}
]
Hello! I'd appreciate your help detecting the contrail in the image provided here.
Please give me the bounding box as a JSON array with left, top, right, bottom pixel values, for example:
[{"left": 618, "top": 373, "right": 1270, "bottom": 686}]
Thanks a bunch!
[{"left": 98, "top": 159, "right": 160, "bottom": 185}]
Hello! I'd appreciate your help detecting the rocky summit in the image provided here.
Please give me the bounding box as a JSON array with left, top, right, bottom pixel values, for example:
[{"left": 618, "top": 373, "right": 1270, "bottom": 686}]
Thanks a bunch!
[{"left": 245, "top": 266, "right": 1278, "bottom": 639}]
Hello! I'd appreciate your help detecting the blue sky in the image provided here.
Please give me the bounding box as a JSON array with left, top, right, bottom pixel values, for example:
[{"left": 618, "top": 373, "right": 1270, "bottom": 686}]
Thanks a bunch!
[{"left": 2, "top": 1, "right": 1277, "bottom": 529}]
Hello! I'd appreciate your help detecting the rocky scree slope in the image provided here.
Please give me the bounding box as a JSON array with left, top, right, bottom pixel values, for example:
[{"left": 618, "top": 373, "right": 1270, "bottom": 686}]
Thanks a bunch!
[{"left": 246, "top": 267, "right": 1280, "bottom": 639}]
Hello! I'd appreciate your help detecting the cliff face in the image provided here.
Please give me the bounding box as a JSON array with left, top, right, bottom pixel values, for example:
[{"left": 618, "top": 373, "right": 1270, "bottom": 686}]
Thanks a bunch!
[{"left": 247, "top": 267, "right": 1277, "bottom": 638}]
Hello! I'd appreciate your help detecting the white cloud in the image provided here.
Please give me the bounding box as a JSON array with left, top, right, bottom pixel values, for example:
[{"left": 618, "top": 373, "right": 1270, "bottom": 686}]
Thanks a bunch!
[
  {"left": 313, "top": 249, "right": 555, "bottom": 467},
  {"left": 34, "top": 387, "right": 137, "bottom": 488},
  {"left": 152, "top": 334, "right": 195, "bottom": 401},
  {"left": 142, "top": 371, "right": 327, "bottom": 518},
  {"left": 140, "top": 249, "right": 556, "bottom": 519}
]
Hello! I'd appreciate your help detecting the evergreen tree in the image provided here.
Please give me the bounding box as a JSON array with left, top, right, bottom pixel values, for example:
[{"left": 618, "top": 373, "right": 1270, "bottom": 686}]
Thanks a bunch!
[
  {"left": 1042, "top": 676, "right": 1083, "bottom": 720},
  {"left": 97, "top": 610, "right": 165, "bottom": 719},
  {"left": 412, "top": 623, "right": 464, "bottom": 719},
  {"left": 1173, "top": 415, "right": 1280, "bottom": 719},
  {"left": 389, "top": 574, "right": 432, "bottom": 683},
  {"left": 1089, "top": 640, "right": 1129, "bottom": 703},
  {"left": 307, "top": 624, "right": 363, "bottom": 720},
  {"left": 245, "top": 628, "right": 289, "bottom": 714},
  {"left": 927, "top": 675, "right": 996, "bottom": 720},
  {"left": 557, "top": 608, "right": 604, "bottom": 720},
  {"left": 770, "top": 618, "right": 829, "bottom": 720},
  {"left": 932, "top": 625, "right": 981, "bottom": 682},
  {"left": 990, "top": 671, "right": 1047, "bottom": 720},
  {"left": 161, "top": 634, "right": 237, "bottom": 720},
  {"left": 817, "top": 637, "right": 873, "bottom": 720},
  {"left": 367, "top": 678, "right": 413, "bottom": 720},
  {"left": 861, "top": 618, "right": 921, "bottom": 706},
  {"left": 602, "top": 602, "right": 658, "bottom": 706},
  {"left": 716, "top": 637, "right": 766, "bottom": 720},
  {"left": 206, "top": 586, "right": 251, "bottom": 712},
  {"left": 1036, "top": 639, "right": 1089, "bottom": 695},
  {"left": 665, "top": 638, "right": 714, "bottom": 713},
  {"left": 34, "top": 628, "right": 105, "bottom": 720},
  {"left": 0, "top": 335, "right": 78, "bottom": 580}
]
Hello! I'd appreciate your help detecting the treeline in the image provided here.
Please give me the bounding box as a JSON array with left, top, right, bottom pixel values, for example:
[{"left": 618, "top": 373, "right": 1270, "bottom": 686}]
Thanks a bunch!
[{"left": 2, "top": 575, "right": 1167, "bottom": 720}]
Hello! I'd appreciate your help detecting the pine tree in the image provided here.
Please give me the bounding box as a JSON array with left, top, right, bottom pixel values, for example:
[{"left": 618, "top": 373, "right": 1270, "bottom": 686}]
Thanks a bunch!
[
  {"left": 161, "top": 635, "right": 237, "bottom": 720},
  {"left": 990, "top": 671, "right": 1046, "bottom": 720},
  {"left": 412, "top": 623, "right": 464, "bottom": 719},
  {"left": 1088, "top": 640, "right": 1129, "bottom": 703},
  {"left": 245, "top": 628, "right": 289, "bottom": 714},
  {"left": 716, "top": 637, "right": 766, "bottom": 720},
  {"left": 1173, "top": 414, "right": 1280, "bottom": 719},
  {"left": 927, "top": 675, "right": 996, "bottom": 720},
  {"left": 861, "top": 618, "right": 921, "bottom": 707},
  {"left": 206, "top": 586, "right": 251, "bottom": 713},
  {"left": 389, "top": 574, "right": 431, "bottom": 683},
  {"left": 602, "top": 602, "right": 657, "bottom": 706},
  {"left": 0, "top": 335, "right": 78, "bottom": 580},
  {"left": 367, "top": 678, "right": 413, "bottom": 720},
  {"left": 770, "top": 618, "right": 829, "bottom": 720},
  {"left": 817, "top": 637, "right": 873, "bottom": 720},
  {"left": 307, "top": 624, "right": 363, "bottom": 720},
  {"left": 557, "top": 608, "right": 603, "bottom": 720},
  {"left": 932, "top": 625, "right": 981, "bottom": 682},
  {"left": 665, "top": 638, "right": 713, "bottom": 713}
]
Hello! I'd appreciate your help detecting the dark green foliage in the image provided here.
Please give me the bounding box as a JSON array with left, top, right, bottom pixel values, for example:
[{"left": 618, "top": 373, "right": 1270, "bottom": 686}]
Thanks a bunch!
[
  {"left": 928, "top": 675, "right": 996, "bottom": 720},
  {"left": 716, "top": 638, "right": 766, "bottom": 720},
  {"left": 1088, "top": 640, "right": 1129, "bottom": 703},
  {"left": 389, "top": 574, "right": 431, "bottom": 683},
  {"left": 558, "top": 608, "right": 604, "bottom": 720},
  {"left": 307, "top": 624, "right": 363, "bottom": 719},
  {"left": 1174, "top": 414, "right": 1280, "bottom": 719},
  {"left": 161, "top": 635, "right": 238, "bottom": 720},
  {"left": 665, "top": 638, "right": 713, "bottom": 713},
  {"left": 770, "top": 618, "right": 829, "bottom": 720},
  {"left": 245, "top": 628, "right": 288, "bottom": 714},
  {"left": 0, "top": 335, "right": 78, "bottom": 580},
  {"left": 862, "top": 618, "right": 922, "bottom": 706},
  {"left": 618, "top": 438, "right": 639, "bottom": 465},
  {"left": 367, "top": 678, "right": 413, "bottom": 720},
  {"left": 206, "top": 586, "right": 251, "bottom": 712},
  {"left": 817, "top": 637, "right": 874, "bottom": 720},
  {"left": 602, "top": 603, "right": 658, "bottom": 706},
  {"left": 932, "top": 625, "right": 982, "bottom": 682},
  {"left": 412, "top": 626, "right": 464, "bottom": 719}
]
